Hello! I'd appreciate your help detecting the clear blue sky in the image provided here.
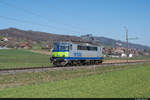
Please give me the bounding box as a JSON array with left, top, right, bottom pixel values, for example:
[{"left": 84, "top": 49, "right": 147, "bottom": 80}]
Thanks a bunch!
[{"left": 0, "top": 0, "right": 150, "bottom": 46}]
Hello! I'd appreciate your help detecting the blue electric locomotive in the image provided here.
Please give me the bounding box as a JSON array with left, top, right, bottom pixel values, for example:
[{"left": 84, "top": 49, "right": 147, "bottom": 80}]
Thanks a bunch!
[{"left": 50, "top": 41, "right": 104, "bottom": 66}]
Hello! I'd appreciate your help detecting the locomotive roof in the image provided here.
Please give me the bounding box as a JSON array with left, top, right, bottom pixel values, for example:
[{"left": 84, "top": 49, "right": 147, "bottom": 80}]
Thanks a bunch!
[{"left": 53, "top": 40, "right": 102, "bottom": 47}]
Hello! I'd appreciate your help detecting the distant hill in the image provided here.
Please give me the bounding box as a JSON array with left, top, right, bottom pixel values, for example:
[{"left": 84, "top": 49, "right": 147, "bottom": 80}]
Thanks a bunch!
[
  {"left": 81, "top": 34, "right": 150, "bottom": 50},
  {"left": 0, "top": 28, "right": 82, "bottom": 42},
  {"left": 94, "top": 36, "right": 150, "bottom": 50},
  {"left": 0, "top": 28, "right": 150, "bottom": 50}
]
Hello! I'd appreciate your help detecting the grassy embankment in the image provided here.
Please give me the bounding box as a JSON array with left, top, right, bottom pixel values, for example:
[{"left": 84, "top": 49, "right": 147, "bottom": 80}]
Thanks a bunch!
[
  {"left": 0, "top": 63, "right": 150, "bottom": 98},
  {"left": 0, "top": 49, "right": 51, "bottom": 69}
]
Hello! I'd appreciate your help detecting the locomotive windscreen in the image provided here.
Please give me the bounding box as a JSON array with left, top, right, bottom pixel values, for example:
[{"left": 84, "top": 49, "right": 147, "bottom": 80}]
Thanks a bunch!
[
  {"left": 53, "top": 42, "right": 70, "bottom": 51},
  {"left": 60, "top": 43, "right": 69, "bottom": 51}
]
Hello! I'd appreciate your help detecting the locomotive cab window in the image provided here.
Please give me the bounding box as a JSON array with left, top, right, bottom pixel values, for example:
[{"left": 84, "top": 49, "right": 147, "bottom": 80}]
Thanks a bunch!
[
  {"left": 69, "top": 44, "right": 72, "bottom": 50},
  {"left": 60, "top": 43, "right": 69, "bottom": 51},
  {"left": 53, "top": 43, "right": 59, "bottom": 50}
]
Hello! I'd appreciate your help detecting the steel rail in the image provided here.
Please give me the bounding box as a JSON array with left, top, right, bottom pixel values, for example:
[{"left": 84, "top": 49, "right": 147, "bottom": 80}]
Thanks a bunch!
[{"left": 0, "top": 60, "right": 149, "bottom": 73}]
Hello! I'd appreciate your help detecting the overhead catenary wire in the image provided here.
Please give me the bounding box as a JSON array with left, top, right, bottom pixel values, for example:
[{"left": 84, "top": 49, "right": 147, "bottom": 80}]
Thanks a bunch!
[
  {"left": 0, "top": 0, "right": 87, "bottom": 35},
  {"left": 0, "top": 15, "right": 83, "bottom": 35},
  {"left": 0, "top": 0, "right": 138, "bottom": 40},
  {"left": 0, "top": 0, "right": 126, "bottom": 38}
]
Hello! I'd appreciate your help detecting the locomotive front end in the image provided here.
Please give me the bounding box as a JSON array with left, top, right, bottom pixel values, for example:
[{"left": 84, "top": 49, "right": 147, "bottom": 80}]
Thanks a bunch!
[{"left": 50, "top": 42, "right": 70, "bottom": 66}]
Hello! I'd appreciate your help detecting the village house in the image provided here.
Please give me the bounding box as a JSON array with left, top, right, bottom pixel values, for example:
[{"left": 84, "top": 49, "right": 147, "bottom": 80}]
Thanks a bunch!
[
  {"left": 103, "top": 47, "right": 141, "bottom": 58},
  {"left": 19, "top": 42, "right": 32, "bottom": 49},
  {"left": 1, "top": 37, "right": 8, "bottom": 42}
]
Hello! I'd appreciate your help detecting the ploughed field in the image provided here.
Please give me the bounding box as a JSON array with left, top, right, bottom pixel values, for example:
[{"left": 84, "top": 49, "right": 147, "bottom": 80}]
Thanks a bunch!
[
  {"left": 0, "top": 49, "right": 51, "bottom": 69},
  {"left": 0, "top": 63, "right": 150, "bottom": 98}
]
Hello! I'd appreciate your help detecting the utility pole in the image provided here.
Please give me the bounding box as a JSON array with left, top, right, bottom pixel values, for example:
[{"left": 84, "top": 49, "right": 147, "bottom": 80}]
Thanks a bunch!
[
  {"left": 124, "top": 26, "right": 129, "bottom": 63},
  {"left": 124, "top": 26, "right": 138, "bottom": 63}
]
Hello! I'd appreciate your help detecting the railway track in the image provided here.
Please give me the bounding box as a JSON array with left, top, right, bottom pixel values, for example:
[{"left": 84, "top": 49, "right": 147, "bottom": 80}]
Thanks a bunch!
[{"left": 0, "top": 60, "right": 150, "bottom": 75}]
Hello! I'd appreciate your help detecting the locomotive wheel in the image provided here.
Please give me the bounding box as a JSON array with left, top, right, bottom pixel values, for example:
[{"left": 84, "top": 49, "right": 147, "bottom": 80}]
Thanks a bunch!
[
  {"left": 78, "top": 61, "right": 83, "bottom": 66},
  {"left": 90, "top": 60, "right": 95, "bottom": 65},
  {"left": 77, "top": 61, "right": 82, "bottom": 66},
  {"left": 95, "top": 61, "right": 99, "bottom": 65},
  {"left": 98, "top": 60, "right": 103, "bottom": 64}
]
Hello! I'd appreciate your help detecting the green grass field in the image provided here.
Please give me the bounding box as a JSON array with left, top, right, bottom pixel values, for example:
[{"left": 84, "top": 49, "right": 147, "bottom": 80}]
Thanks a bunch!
[
  {"left": 0, "top": 49, "right": 51, "bottom": 69},
  {"left": 0, "top": 49, "right": 149, "bottom": 69},
  {"left": 0, "top": 63, "right": 150, "bottom": 98}
]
